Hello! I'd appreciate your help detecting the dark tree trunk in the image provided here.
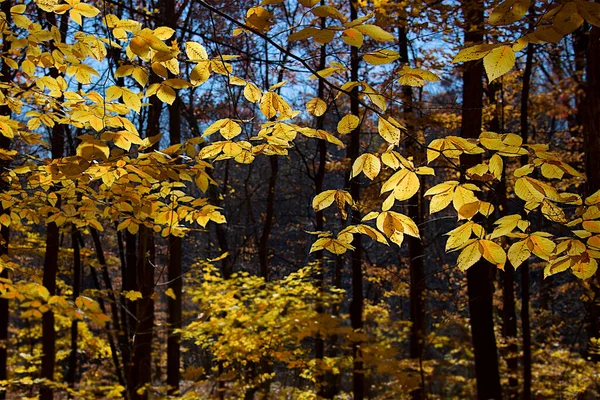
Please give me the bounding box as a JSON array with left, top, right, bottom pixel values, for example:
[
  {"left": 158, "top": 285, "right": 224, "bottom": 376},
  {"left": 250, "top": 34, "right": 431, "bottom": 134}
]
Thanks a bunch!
[
  {"left": 66, "top": 227, "right": 81, "bottom": 390},
  {"left": 164, "top": 0, "right": 183, "bottom": 393},
  {"left": 166, "top": 76, "right": 183, "bottom": 398},
  {"left": 488, "top": 76, "right": 519, "bottom": 399},
  {"left": 348, "top": 1, "right": 364, "bottom": 399},
  {"left": 459, "top": 1, "right": 502, "bottom": 399},
  {"left": 40, "top": 12, "right": 68, "bottom": 400},
  {"left": 258, "top": 157, "right": 277, "bottom": 280},
  {"left": 130, "top": 226, "right": 154, "bottom": 400},
  {"left": 84, "top": 234, "right": 125, "bottom": 391},
  {"left": 90, "top": 228, "right": 125, "bottom": 387},
  {"left": 123, "top": 230, "right": 137, "bottom": 393},
  {"left": 398, "top": 22, "right": 427, "bottom": 400},
  {"left": 314, "top": 6, "right": 329, "bottom": 393},
  {"left": 128, "top": 64, "right": 162, "bottom": 399},
  {"left": 582, "top": 15, "right": 600, "bottom": 363},
  {"left": 0, "top": 1, "right": 12, "bottom": 395},
  {"left": 519, "top": 13, "right": 535, "bottom": 398}
]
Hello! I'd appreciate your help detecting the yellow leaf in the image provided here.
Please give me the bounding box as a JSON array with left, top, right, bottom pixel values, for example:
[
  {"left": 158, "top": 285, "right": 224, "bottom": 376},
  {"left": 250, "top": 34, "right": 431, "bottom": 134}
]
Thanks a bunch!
[
  {"left": 529, "top": 233, "right": 555, "bottom": 260},
  {"left": 541, "top": 200, "right": 566, "bottom": 223},
  {"left": 311, "top": 5, "right": 346, "bottom": 21},
  {"left": 165, "top": 288, "right": 176, "bottom": 300},
  {"left": 457, "top": 241, "right": 482, "bottom": 271},
  {"left": 452, "top": 186, "right": 479, "bottom": 214},
  {"left": 354, "top": 24, "right": 395, "bottom": 42},
  {"left": 352, "top": 153, "right": 381, "bottom": 180},
  {"left": 190, "top": 62, "right": 211, "bottom": 86},
  {"left": 479, "top": 240, "right": 506, "bottom": 269},
  {"left": 306, "top": 97, "right": 327, "bottom": 116},
  {"left": 244, "top": 83, "right": 262, "bottom": 103},
  {"left": 312, "top": 190, "right": 336, "bottom": 212},
  {"left": 122, "top": 88, "right": 141, "bottom": 113},
  {"left": 338, "top": 114, "right": 360, "bottom": 134},
  {"left": 260, "top": 92, "right": 277, "bottom": 119},
  {"left": 381, "top": 168, "right": 420, "bottom": 202},
  {"left": 453, "top": 43, "right": 501, "bottom": 63},
  {"left": 488, "top": 154, "right": 503, "bottom": 180},
  {"left": 10, "top": 4, "right": 27, "bottom": 14},
  {"left": 132, "top": 67, "right": 149, "bottom": 86},
  {"left": 76, "top": 137, "right": 110, "bottom": 161},
  {"left": 489, "top": 0, "right": 531, "bottom": 25},
  {"left": 185, "top": 41, "right": 208, "bottom": 61},
  {"left": 514, "top": 177, "right": 546, "bottom": 202},
  {"left": 572, "top": 256, "right": 598, "bottom": 280},
  {"left": 124, "top": 290, "right": 143, "bottom": 301},
  {"left": 157, "top": 85, "right": 176, "bottom": 105},
  {"left": 508, "top": 240, "right": 531, "bottom": 268},
  {"left": 378, "top": 116, "right": 401, "bottom": 144},
  {"left": 398, "top": 66, "right": 440, "bottom": 87},
  {"left": 220, "top": 120, "right": 242, "bottom": 140},
  {"left": 583, "top": 220, "right": 600, "bottom": 233},
  {"left": 342, "top": 28, "right": 364, "bottom": 47},
  {"left": 483, "top": 45, "right": 516, "bottom": 82},
  {"left": 445, "top": 221, "right": 474, "bottom": 252},
  {"left": 363, "top": 49, "right": 400, "bottom": 65},
  {"left": 429, "top": 190, "right": 454, "bottom": 214}
]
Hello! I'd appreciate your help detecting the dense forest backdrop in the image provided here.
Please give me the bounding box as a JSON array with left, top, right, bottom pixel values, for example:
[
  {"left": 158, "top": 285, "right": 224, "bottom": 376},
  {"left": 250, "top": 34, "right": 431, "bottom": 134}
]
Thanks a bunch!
[{"left": 0, "top": 0, "right": 599, "bottom": 398}]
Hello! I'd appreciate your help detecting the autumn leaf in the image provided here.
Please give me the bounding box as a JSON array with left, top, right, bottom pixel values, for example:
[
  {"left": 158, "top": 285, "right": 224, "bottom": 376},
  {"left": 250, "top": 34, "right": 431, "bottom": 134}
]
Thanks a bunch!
[{"left": 483, "top": 45, "right": 516, "bottom": 82}]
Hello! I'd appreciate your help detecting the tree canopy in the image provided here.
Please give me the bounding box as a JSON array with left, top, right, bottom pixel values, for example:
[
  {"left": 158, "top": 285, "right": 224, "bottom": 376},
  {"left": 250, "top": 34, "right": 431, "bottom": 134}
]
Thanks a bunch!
[{"left": 0, "top": 0, "right": 599, "bottom": 398}]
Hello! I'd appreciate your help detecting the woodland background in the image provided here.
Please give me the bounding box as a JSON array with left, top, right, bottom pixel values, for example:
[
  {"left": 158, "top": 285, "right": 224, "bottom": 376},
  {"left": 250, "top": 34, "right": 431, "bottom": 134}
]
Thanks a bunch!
[{"left": 0, "top": 0, "right": 599, "bottom": 399}]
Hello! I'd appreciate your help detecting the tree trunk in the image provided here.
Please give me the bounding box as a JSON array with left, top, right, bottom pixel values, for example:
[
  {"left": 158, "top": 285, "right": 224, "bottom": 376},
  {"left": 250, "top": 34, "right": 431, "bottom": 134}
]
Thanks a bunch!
[
  {"left": 460, "top": 1, "right": 502, "bottom": 398},
  {"left": 66, "top": 227, "right": 81, "bottom": 390},
  {"left": 0, "top": 1, "right": 12, "bottom": 395},
  {"left": 348, "top": 1, "right": 364, "bottom": 399},
  {"left": 131, "top": 226, "right": 154, "bottom": 400},
  {"left": 582, "top": 15, "right": 600, "bottom": 363},
  {"left": 163, "top": 0, "right": 183, "bottom": 393},
  {"left": 123, "top": 230, "right": 137, "bottom": 394},
  {"left": 314, "top": 8, "right": 329, "bottom": 393},
  {"left": 398, "top": 21, "right": 427, "bottom": 399}
]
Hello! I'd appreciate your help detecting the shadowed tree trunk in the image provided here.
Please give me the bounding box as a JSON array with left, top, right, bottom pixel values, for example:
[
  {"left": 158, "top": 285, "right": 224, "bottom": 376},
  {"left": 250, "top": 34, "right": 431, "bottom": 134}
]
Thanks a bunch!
[
  {"left": 459, "top": 1, "right": 502, "bottom": 398},
  {"left": 129, "top": 67, "right": 163, "bottom": 400},
  {"left": 519, "top": 22, "right": 535, "bottom": 398},
  {"left": 0, "top": 0, "right": 12, "bottom": 395},
  {"left": 582, "top": 12, "right": 600, "bottom": 363},
  {"left": 397, "top": 20, "right": 427, "bottom": 400},
  {"left": 164, "top": 0, "right": 183, "bottom": 393},
  {"left": 66, "top": 227, "right": 81, "bottom": 390},
  {"left": 40, "top": 12, "right": 68, "bottom": 400},
  {"left": 313, "top": 4, "right": 329, "bottom": 395},
  {"left": 487, "top": 77, "right": 518, "bottom": 398},
  {"left": 348, "top": 1, "right": 364, "bottom": 399}
]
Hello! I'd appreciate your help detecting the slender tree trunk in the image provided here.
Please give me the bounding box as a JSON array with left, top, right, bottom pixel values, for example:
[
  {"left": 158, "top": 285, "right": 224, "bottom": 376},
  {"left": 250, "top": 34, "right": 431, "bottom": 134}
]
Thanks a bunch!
[
  {"left": 487, "top": 78, "right": 519, "bottom": 398},
  {"left": 123, "top": 230, "right": 137, "bottom": 394},
  {"left": 519, "top": 13, "right": 535, "bottom": 397},
  {"left": 40, "top": 14, "right": 68, "bottom": 399},
  {"left": 348, "top": 2, "right": 364, "bottom": 398},
  {"left": 83, "top": 233, "right": 125, "bottom": 391},
  {"left": 89, "top": 228, "right": 126, "bottom": 387},
  {"left": 398, "top": 22, "right": 427, "bottom": 400},
  {"left": 0, "top": 1, "right": 12, "bottom": 394},
  {"left": 129, "top": 65, "right": 162, "bottom": 400},
  {"left": 258, "top": 157, "right": 277, "bottom": 280},
  {"left": 131, "top": 226, "right": 153, "bottom": 400},
  {"left": 313, "top": 6, "right": 328, "bottom": 394},
  {"left": 459, "top": 1, "right": 502, "bottom": 398},
  {"left": 166, "top": 77, "right": 183, "bottom": 398},
  {"left": 164, "top": 0, "right": 183, "bottom": 393},
  {"left": 582, "top": 14, "right": 600, "bottom": 363},
  {"left": 66, "top": 227, "right": 81, "bottom": 390}
]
